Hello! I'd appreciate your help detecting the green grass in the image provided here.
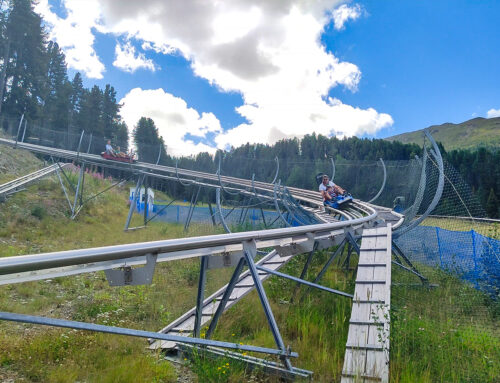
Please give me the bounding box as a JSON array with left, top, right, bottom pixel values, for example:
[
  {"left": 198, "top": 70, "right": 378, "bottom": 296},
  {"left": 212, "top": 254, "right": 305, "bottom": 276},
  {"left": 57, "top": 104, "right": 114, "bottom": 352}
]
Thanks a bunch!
[
  {"left": 0, "top": 149, "right": 498, "bottom": 382},
  {"left": 422, "top": 217, "right": 500, "bottom": 239}
]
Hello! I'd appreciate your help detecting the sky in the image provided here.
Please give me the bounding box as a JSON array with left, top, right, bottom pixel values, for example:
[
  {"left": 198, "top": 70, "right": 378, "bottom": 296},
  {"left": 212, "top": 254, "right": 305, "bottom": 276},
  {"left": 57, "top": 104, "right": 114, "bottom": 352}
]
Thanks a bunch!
[{"left": 35, "top": 0, "right": 500, "bottom": 156}]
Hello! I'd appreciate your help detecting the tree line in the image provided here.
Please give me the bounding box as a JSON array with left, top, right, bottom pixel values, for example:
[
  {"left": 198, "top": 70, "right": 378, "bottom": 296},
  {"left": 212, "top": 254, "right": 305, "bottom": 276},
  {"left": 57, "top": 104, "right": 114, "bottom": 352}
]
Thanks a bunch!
[
  {"left": 1, "top": 1, "right": 497, "bottom": 218},
  {"left": 0, "top": 0, "right": 128, "bottom": 150}
]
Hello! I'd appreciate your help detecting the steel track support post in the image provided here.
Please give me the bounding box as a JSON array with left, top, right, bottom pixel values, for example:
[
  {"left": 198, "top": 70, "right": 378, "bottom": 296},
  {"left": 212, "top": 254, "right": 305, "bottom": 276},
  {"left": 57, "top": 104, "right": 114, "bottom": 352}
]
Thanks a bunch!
[
  {"left": 257, "top": 266, "right": 353, "bottom": 298},
  {"left": 155, "top": 145, "right": 162, "bottom": 165},
  {"left": 79, "top": 166, "right": 86, "bottom": 208},
  {"left": 86, "top": 133, "right": 93, "bottom": 153},
  {"left": 291, "top": 244, "right": 318, "bottom": 302},
  {"left": 184, "top": 185, "right": 201, "bottom": 232},
  {"left": 71, "top": 164, "right": 85, "bottom": 218},
  {"left": 242, "top": 240, "right": 293, "bottom": 371},
  {"left": 54, "top": 164, "right": 72, "bottom": 211},
  {"left": 216, "top": 188, "right": 231, "bottom": 233},
  {"left": 259, "top": 207, "right": 268, "bottom": 228},
  {"left": 76, "top": 130, "right": 85, "bottom": 160},
  {"left": 143, "top": 178, "right": 149, "bottom": 226},
  {"left": 57, "top": 163, "right": 76, "bottom": 193},
  {"left": 14, "top": 113, "right": 24, "bottom": 148},
  {"left": 312, "top": 238, "right": 347, "bottom": 285},
  {"left": 345, "top": 231, "right": 361, "bottom": 255},
  {"left": 124, "top": 174, "right": 145, "bottom": 231},
  {"left": 207, "top": 203, "right": 216, "bottom": 226},
  {"left": 392, "top": 241, "right": 428, "bottom": 285},
  {"left": 193, "top": 255, "right": 209, "bottom": 338},
  {"left": 205, "top": 257, "right": 246, "bottom": 339},
  {"left": 20, "top": 119, "right": 27, "bottom": 143}
]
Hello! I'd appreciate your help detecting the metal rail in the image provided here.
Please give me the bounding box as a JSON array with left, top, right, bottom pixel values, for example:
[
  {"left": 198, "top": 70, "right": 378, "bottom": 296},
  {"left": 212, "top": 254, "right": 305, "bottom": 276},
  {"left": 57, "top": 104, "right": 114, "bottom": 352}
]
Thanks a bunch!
[{"left": 0, "top": 163, "right": 69, "bottom": 200}]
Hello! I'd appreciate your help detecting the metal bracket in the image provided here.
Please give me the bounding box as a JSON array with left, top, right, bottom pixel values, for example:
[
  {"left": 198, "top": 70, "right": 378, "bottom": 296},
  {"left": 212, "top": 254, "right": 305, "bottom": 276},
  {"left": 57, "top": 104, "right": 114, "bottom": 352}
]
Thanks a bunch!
[
  {"left": 104, "top": 254, "right": 157, "bottom": 286},
  {"left": 275, "top": 233, "right": 315, "bottom": 257},
  {"left": 207, "top": 252, "right": 244, "bottom": 269}
]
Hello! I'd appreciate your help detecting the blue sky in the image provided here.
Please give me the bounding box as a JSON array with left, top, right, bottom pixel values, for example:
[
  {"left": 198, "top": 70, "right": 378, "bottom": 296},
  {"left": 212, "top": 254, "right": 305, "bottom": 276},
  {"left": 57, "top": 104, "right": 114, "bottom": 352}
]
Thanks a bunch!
[{"left": 36, "top": 0, "right": 500, "bottom": 154}]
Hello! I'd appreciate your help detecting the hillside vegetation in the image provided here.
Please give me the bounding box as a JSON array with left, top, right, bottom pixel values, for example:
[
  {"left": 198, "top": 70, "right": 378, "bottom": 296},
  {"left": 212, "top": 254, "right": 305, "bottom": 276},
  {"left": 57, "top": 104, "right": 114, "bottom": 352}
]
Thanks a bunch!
[{"left": 386, "top": 117, "right": 500, "bottom": 151}]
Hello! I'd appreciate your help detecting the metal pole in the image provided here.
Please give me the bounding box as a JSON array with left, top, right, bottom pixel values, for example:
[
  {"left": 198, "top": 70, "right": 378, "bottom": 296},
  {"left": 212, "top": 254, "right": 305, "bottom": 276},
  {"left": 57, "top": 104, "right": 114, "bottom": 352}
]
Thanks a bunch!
[
  {"left": 216, "top": 188, "right": 231, "bottom": 233},
  {"left": 54, "top": 164, "right": 73, "bottom": 211},
  {"left": 271, "top": 156, "right": 280, "bottom": 184},
  {"left": 193, "top": 255, "right": 208, "bottom": 338},
  {"left": 256, "top": 266, "right": 353, "bottom": 298},
  {"left": 260, "top": 207, "right": 268, "bottom": 228},
  {"left": 0, "top": 312, "right": 296, "bottom": 358},
  {"left": 124, "top": 174, "right": 144, "bottom": 231},
  {"left": 143, "top": 179, "right": 148, "bottom": 226},
  {"left": 392, "top": 241, "right": 427, "bottom": 284},
  {"left": 205, "top": 257, "right": 246, "bottom": 339},
  {"left": 312, "top": 238, "right": 347, "bottom": 284},
  {"left": 57, "top": 163, "right": 76, "bottom": 193},
  {"left": 71, "top": 164, "right": 85, "bottom": 218},
  {"left": 242, "top": 240, "right": 293, "bottom": 370},
  {"left": 86, "top": 133, "right": 93, "bottom": 154},
  {"left": 20, "top": 119, "right": 27, "bottom": 143},
  {"left": 155, "top": 145, "right": 162, "bottom": 165},
  {"left": 76, "top": 130, "right": 85, "bottom": 160},
  {"left": 207, "top": 203, "right": 216, "bottom": 226},
  {"left": 14, "top": 113, "right": 24, "bottom": 148},
  {"left": 184, "top": 185, "right": 201, "bottom": 231},
  {"left": 79, "top": 164, "right": 86, "bottom": 207}
]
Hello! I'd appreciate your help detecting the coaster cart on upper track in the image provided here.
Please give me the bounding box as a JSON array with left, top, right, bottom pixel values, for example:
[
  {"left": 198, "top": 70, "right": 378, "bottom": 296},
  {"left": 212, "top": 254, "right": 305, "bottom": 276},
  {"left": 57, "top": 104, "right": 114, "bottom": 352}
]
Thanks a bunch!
[{"left": 100, "top": 152, "right": 137, "bottom": 163}]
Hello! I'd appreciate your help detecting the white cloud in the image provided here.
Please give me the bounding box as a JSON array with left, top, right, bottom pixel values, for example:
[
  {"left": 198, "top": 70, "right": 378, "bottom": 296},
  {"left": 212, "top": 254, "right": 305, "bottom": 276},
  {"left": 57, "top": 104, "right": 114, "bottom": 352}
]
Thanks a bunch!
[
  {"left": 113, "top": 41, "right": 158, "bottom": 73},
  {"left": 331, "top": 4, "right": 362, "bottom": 30},
  {"left": 39, "top": 0, "right": 393, "bottom": 154},
  {"left": 486, "top": 108, "right": 500, "bottom": 118},
  {"left": 120, "top": 88, "right": 222, "bottom": 156},
  {"left": 35, "top": 0, "right": 105, "bottom": 79}
]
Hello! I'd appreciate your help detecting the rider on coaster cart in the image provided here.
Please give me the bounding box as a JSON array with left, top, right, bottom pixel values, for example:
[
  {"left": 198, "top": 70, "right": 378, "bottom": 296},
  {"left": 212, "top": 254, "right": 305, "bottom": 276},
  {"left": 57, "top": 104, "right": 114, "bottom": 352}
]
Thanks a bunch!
[{"left": 318, "top": 174, "right": 351, "bottom": 208}]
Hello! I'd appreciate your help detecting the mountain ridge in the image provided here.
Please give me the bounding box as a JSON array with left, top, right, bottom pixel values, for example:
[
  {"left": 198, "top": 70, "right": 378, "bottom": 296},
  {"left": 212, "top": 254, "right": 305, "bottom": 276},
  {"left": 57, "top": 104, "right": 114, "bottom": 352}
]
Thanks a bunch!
[{"left": 385, "top": 117, "right": 500, "bottom": 151}]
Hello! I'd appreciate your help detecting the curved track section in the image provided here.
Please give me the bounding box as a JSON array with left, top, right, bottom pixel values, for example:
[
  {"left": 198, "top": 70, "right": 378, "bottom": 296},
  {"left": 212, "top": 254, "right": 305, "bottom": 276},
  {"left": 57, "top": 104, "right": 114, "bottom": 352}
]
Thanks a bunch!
[{"left": 0, "top": 137, "right": 404, "bottom": 381}]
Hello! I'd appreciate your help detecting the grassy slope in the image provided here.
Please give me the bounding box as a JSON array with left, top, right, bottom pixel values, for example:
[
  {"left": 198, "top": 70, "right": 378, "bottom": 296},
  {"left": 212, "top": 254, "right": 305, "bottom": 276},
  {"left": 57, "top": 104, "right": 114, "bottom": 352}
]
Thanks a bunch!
[
  {"left": 0, "top": 151, "right": 228, "bottom": 382},
  {"left": 385, "top": 117, "right": 500, "bottom": 151},
  {"left": 0, "top": 141, "right": 43, "bottom": 184}
]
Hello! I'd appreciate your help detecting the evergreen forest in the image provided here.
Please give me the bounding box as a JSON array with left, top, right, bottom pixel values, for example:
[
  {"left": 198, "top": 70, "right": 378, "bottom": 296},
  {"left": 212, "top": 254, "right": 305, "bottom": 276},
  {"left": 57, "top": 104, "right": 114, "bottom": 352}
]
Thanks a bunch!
[{"left": 0, "top": 0, "right": 498, "bottom": 218}]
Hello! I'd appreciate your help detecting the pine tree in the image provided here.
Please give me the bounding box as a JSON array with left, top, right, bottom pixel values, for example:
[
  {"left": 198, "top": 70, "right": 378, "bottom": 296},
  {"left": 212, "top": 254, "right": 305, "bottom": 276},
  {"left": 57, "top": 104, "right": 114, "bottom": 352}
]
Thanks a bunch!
[
  {"left": 133, "top": 117, "right": 166, "bottom": 163},
  {"left": 2, "top": 0, "right": 47, "bottom": 119},
  {"left": 44, "top": 41, "right": 70, "bottom": 131}
]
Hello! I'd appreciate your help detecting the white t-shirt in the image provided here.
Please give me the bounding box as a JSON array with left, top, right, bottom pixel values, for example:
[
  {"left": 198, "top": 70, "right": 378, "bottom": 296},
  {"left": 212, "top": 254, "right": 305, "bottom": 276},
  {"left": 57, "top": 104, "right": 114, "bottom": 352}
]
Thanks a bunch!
[
  {"left": 105, "top": 144, "right": 113, "bottom": 152},
  {"left": 319, "top": 181, "right": 335, "bottom": 192}
]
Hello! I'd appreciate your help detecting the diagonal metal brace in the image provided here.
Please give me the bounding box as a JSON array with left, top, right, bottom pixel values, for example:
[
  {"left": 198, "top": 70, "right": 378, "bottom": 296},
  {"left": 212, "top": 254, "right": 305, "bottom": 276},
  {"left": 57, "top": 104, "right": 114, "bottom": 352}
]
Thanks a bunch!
[
  {"left": 104, "top": 253, "right": 157, "bottom": 286},
  {"left": 257, "top": 265, "right": 353, "bottom": 298}
]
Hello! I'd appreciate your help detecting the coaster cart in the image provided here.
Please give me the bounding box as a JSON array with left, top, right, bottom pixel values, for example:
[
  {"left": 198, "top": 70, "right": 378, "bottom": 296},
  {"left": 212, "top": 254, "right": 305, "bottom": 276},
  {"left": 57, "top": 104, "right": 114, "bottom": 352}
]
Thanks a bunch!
[
  {"left": 100, "top": 152, "right": 137, "bottom": 163},
  {"left": 315, "top": 173, "right": 353, "bottom": 209}
]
